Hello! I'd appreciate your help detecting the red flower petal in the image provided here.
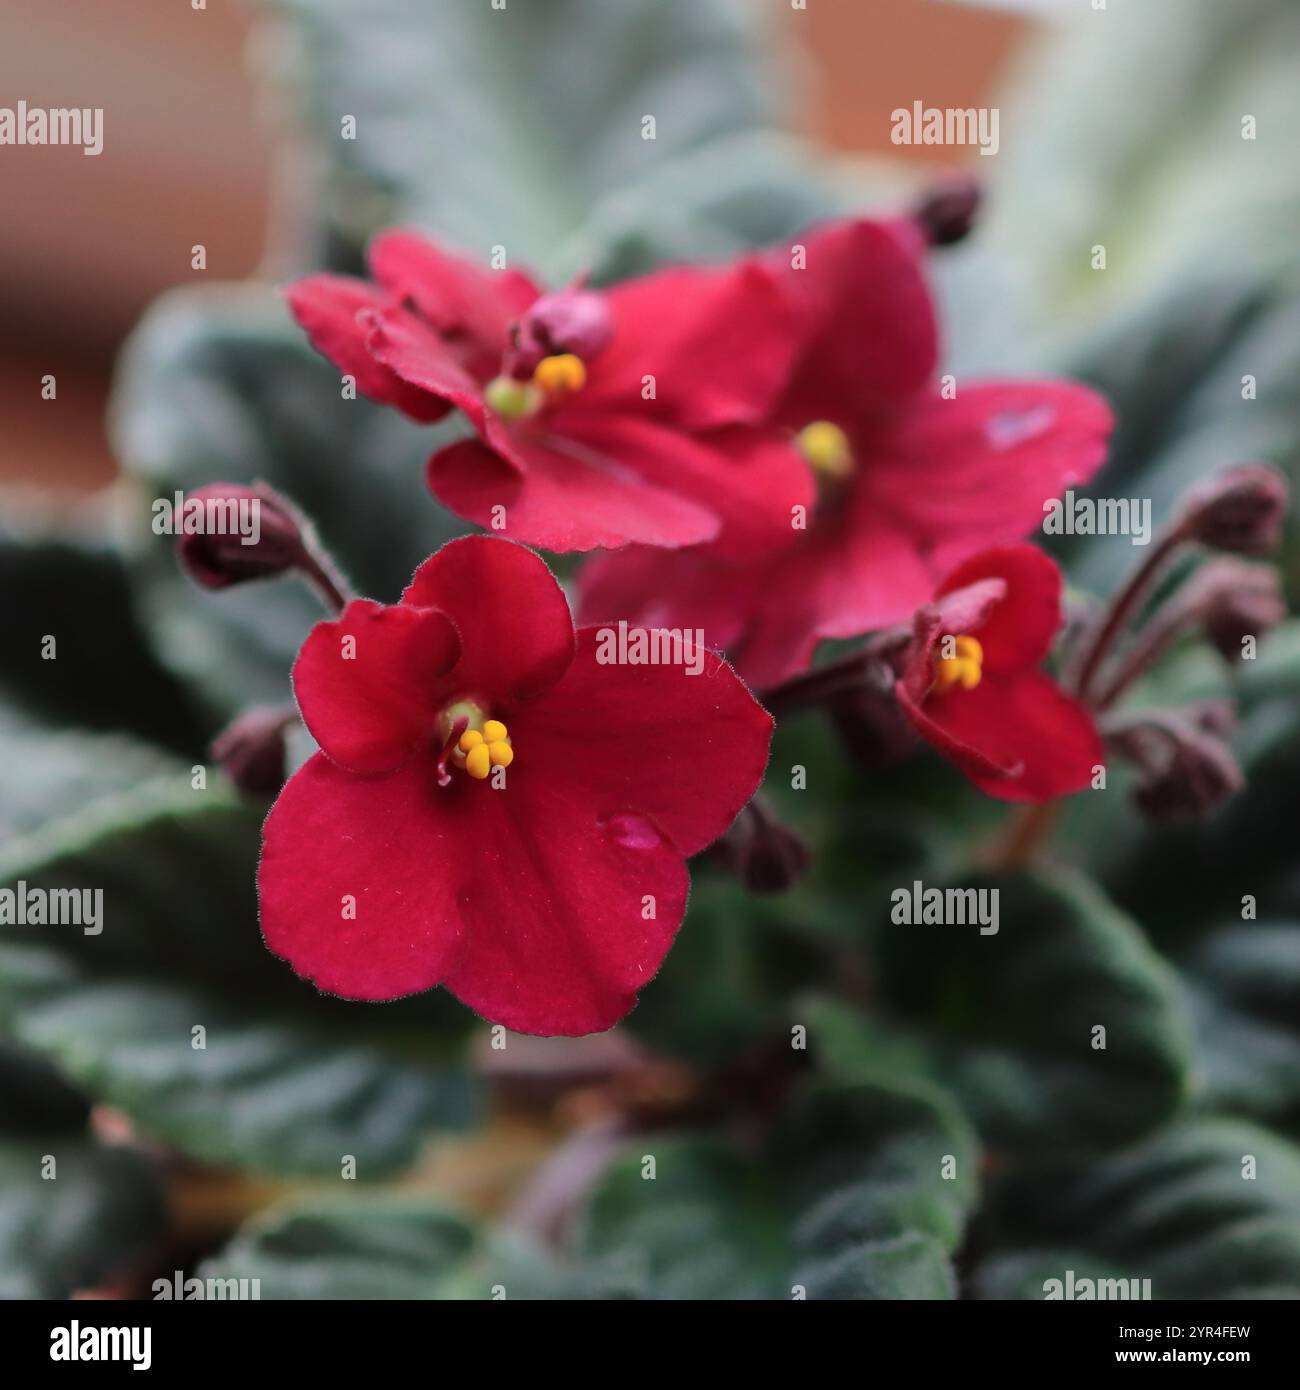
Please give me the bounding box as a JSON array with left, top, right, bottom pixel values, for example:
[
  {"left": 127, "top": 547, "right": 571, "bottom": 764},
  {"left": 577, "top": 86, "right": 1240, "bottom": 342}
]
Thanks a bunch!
[
  {"left": 293, "top": 599, "right": 461, "bottom": 774},
  {"left": 866, "top": 381, "right": 1113, "bottom": 573},
  {"left": 368, "top": 228, "right": 539, "bottom": 367},
  {"left": 580, "top": 260, "right": 801, "bottom": 431},
  {"left": 772, "top": 218, "right": 939, "bottom": 428},
  {"left": 401, "top": 535, "right": 575, "bottom": 703},
  {"left": 515, "top": 628, "right": 773, "bottom": 858},
  {"left": 259, "top": 751, "right": 686, "bottom": 1031},
  {"left": 258, "top": 753, "right": 466, "bottom": 1000},
  {"left": 438, "top": 794, "right": 689, "bottom": 1036},
  {"left": 578, "top": 545, "right": 753, "bottom": 658},
  {"left": 897, "top": 669, "right": 1103, "bottom": 803},
  {"left": 933, "top": 543, "right": 1067, "bottom": 672},
  {"left": 426, "top": 431, "right": 722, "bottom": 553},
  {"left": 284, "top": 275, "right": 451, "bottom": 424},
  {"left": 364, "top": 304, "right": 518, "bottom": 459}
]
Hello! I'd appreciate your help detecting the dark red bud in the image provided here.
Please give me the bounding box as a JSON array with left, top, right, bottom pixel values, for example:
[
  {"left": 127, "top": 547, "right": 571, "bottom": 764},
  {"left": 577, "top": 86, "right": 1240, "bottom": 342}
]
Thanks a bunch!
[
  {"left": 914, "top": 175, "right": 983, "bottom": 247},
  {"left": 176, "top": 483, "right": 308, "bottom": 590},
  {"left": 211, "top": 706, "right": 295, "bottom": 797},
  {"left": 1180, "top": 463, "right": 1289, "bottom": 555},
  {"left": 1110, "top": 713, "right": 1244, "bottom": 824},
  {"left": 1195, "top": 558, "right": 1287, "bottom": 661},
  {"left": 505, "top": 286, "right": 613, "bottom": 378},
  {"left": 716, "top": 800, "right": 810, "bottom": 895}
]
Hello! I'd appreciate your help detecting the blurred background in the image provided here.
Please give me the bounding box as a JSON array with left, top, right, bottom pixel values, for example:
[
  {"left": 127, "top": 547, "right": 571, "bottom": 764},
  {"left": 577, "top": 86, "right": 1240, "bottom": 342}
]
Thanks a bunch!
[{"left": 0, "top": 0, "right": 1029, "bottom": 494}]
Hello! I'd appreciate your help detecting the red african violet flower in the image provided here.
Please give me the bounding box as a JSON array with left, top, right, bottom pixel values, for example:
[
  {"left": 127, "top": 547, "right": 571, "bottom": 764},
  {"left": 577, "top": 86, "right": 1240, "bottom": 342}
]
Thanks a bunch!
[
  {"left": 578, "top": 217, "right": 1114, "bottom": 686},
  {"left": 257, "top": 535, "right": 772, "bottom": 1036},
  {"left": 287, "top": 231, "right": 810, "bottom": 555},
  {"left": 894, "top": 544, "right": 1103, "bottom": 802}
]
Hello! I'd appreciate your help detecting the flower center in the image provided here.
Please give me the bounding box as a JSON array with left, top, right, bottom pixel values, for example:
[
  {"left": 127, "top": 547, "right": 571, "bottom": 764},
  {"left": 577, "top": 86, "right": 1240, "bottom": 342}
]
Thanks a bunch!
[
  {"left": 484, "top": 374, "right": 541, "bottom": 422},
  {"left": 932, "top": 634, "right": 984, "bottom": 695},
  {"left": 434, "top": 699, "right": 515, "bottom": 783},
  {"left": 796, "top": 421, "right": 854, "bottom": 481}
]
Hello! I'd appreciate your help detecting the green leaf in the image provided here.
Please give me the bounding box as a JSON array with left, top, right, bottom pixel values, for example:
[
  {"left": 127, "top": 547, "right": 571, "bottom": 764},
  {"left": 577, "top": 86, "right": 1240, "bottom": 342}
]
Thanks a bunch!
[
  {"left": 974, "top": 1118, "right": 1300, "bottom": 1299},
  {"left": 873, "top": 869, "right": 1192, "bottom": 1153},
  {"left": 992, "top": 0, "right": 1300, "bottom": 328},
  {"left": 257, "top": 0, "right": 790, "bottom": 275},
  {"left": 1184, "top": 922, "right": 1300, "bottom": 1133},
  {"left": 0, "top": 724, "right": 478, "bottom": 1177},
  {"left": 575, "top": 1081, "right": 977, "bottom": 1299},
  {"left": 200, "top": 1198, "right": 562, "bottom": 1299},
  {"left": 0, "top": 500, "right": 203, "bottom": 750},
  {"left": 0, "top": 1136, "right": 166, "bottom": 1300}
]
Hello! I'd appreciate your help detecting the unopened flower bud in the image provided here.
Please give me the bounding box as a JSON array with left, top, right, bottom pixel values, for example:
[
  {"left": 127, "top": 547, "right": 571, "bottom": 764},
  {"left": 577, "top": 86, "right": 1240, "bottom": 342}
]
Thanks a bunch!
[
  {"left": 717, "top": 800, "right": 810, "bottom": 895},
  {"left": 1179, "top": 463, "right": 1289, "bottom": 556},
  {"left": 505, "top": 285, "right": 613, "bottom": 379},
  {"left": 211, "top": 706, "right": 295, "bottom": 797},
  {"left": 1197, "top": 558, "right": 1286, "bottom": 661},
  {"left": 913, "top": 175, "right": 983, "bottom": 248},
  {"left": 176, "top": 483, "right": 308, "bottom": 590},
  {"left": 1111, "top": 712, "right": 1244, "bottom": 824}
]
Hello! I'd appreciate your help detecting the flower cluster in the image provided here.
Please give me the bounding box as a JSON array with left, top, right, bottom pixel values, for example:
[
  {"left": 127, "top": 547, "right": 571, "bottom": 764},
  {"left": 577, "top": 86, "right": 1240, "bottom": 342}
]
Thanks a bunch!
[{"left": 178, "top": 203, "right": 1289, "bottom": 1034}]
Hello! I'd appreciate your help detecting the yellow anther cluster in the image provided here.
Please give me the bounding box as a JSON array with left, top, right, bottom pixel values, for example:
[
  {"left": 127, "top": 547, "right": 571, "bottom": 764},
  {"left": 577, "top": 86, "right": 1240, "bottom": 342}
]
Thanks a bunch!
[
  {"left": 532, "top": 353, "right": 587, "bottom": 396},
  {"left": 458, "top": 718, "right": 514, "bottom": 779},
  {"left": 796, "top": 420, "right": 853, "bottom": 480},
  {"left": 932, "top": 635, "right": 984, "bottom": 695}
]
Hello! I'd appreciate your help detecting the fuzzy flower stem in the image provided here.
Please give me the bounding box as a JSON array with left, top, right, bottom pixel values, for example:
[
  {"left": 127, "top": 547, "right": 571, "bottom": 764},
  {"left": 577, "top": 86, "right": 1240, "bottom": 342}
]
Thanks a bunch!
[
  {"left": 297, "top": 547, "right": 351, "bottom": 614},
  {"left": 1071, "top": 522, "right": 1191, "bottom": 704}
]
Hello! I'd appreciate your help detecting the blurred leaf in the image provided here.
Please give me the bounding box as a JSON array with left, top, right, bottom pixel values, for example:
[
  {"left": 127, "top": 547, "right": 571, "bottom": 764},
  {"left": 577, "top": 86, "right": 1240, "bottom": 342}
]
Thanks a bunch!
[
  {"left": 257, "top": 0, "right": 791, "bottom": 275},
  {"left": 0, "top": 502, "right": 203, "bottom": 751},
  {"left": 1184, "top": 923, "right": 1300, "bottom": 1134},
  {"left": 874, "top": 869, "right": 1192, "bottom": 1153},
  {"left": 0, "top": 1041, "right": 90, "bottom": 1136},
  {"left": 575, "top": 1081, "right": 977, "bottom": 1299},
  {"left": 200, "top": 1198, "right": 562, "bottom": 1299},
  {"left": 992, "top": 0, "right": 1300, "bottom": 327},
  {"left": 0, "top": 723, "right": 478, "bottom": 1177},
  {"left": 0, "top": 1136, "right": 167, "bottom": 1300},
  {"left": 974, "top": 1118, "right": 1300, "bottom": 1299}
]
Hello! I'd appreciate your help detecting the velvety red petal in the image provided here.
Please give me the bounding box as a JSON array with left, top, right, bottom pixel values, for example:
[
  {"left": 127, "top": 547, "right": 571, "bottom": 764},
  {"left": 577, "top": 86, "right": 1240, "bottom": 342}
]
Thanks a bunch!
[
  {"left": 258, "top": 754, "right": 466, "bottom": 1000},
  {"left": 580, "top": 260, "right": 800, "bottom": 430},
  {"left": 363, "top": 304, "right": 519, "bottom": 459},
  {"left": 898, "top": 669, "right": 1104, "bottom": 803},
  {"left": 933, "top": 543, "right": 1066, "bottom": 672},
  {"left": 515, "top": 628, "right": 772, "bottom": 858},
  {"left": 578, "top": 496, "right": 937, "bottom": 690},
  {"left": 866, "top": 381, "right": 1114, "bottom": 573},
  {"left": 772, "top": 218, "right": 939, "bottom": 428},
  {"left": 546, "top": 412, "right": 809, "bottom": 558},
  {"left": 284, "top": 275, "right": 450, "bottom": 423},
  {"left": 577, "top": 545, "right": 754, "bottom": 658},
  {"left": 292, "top": 599, "right": 461, "bottom": 773},
  {"left": 368, "top": 228, "right": 539, "bottom": 367},
  {"left": 401, "top": 535, "right": 575, "bottom": 703},
  {"left": 438, "top": 788, "right": 689, "bottom": 1036},
  {"left": 426, "top": 433, "right": 721, "bottom": 553}
]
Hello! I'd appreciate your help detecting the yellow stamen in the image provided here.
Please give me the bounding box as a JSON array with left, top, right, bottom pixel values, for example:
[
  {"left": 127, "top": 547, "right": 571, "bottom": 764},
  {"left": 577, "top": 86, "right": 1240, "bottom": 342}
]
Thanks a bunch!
[
  {"left": 532, "top": 353, "right": 587, "bottom": 396},
  {"left": 448, "top": 712, "right": 513, "bottom": 780},
  {"left": 796, "top": 420, "right": 853, "bottom": 480},
  {"left": 932, "top": 634, "right": 984, "bottom": 695}
]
